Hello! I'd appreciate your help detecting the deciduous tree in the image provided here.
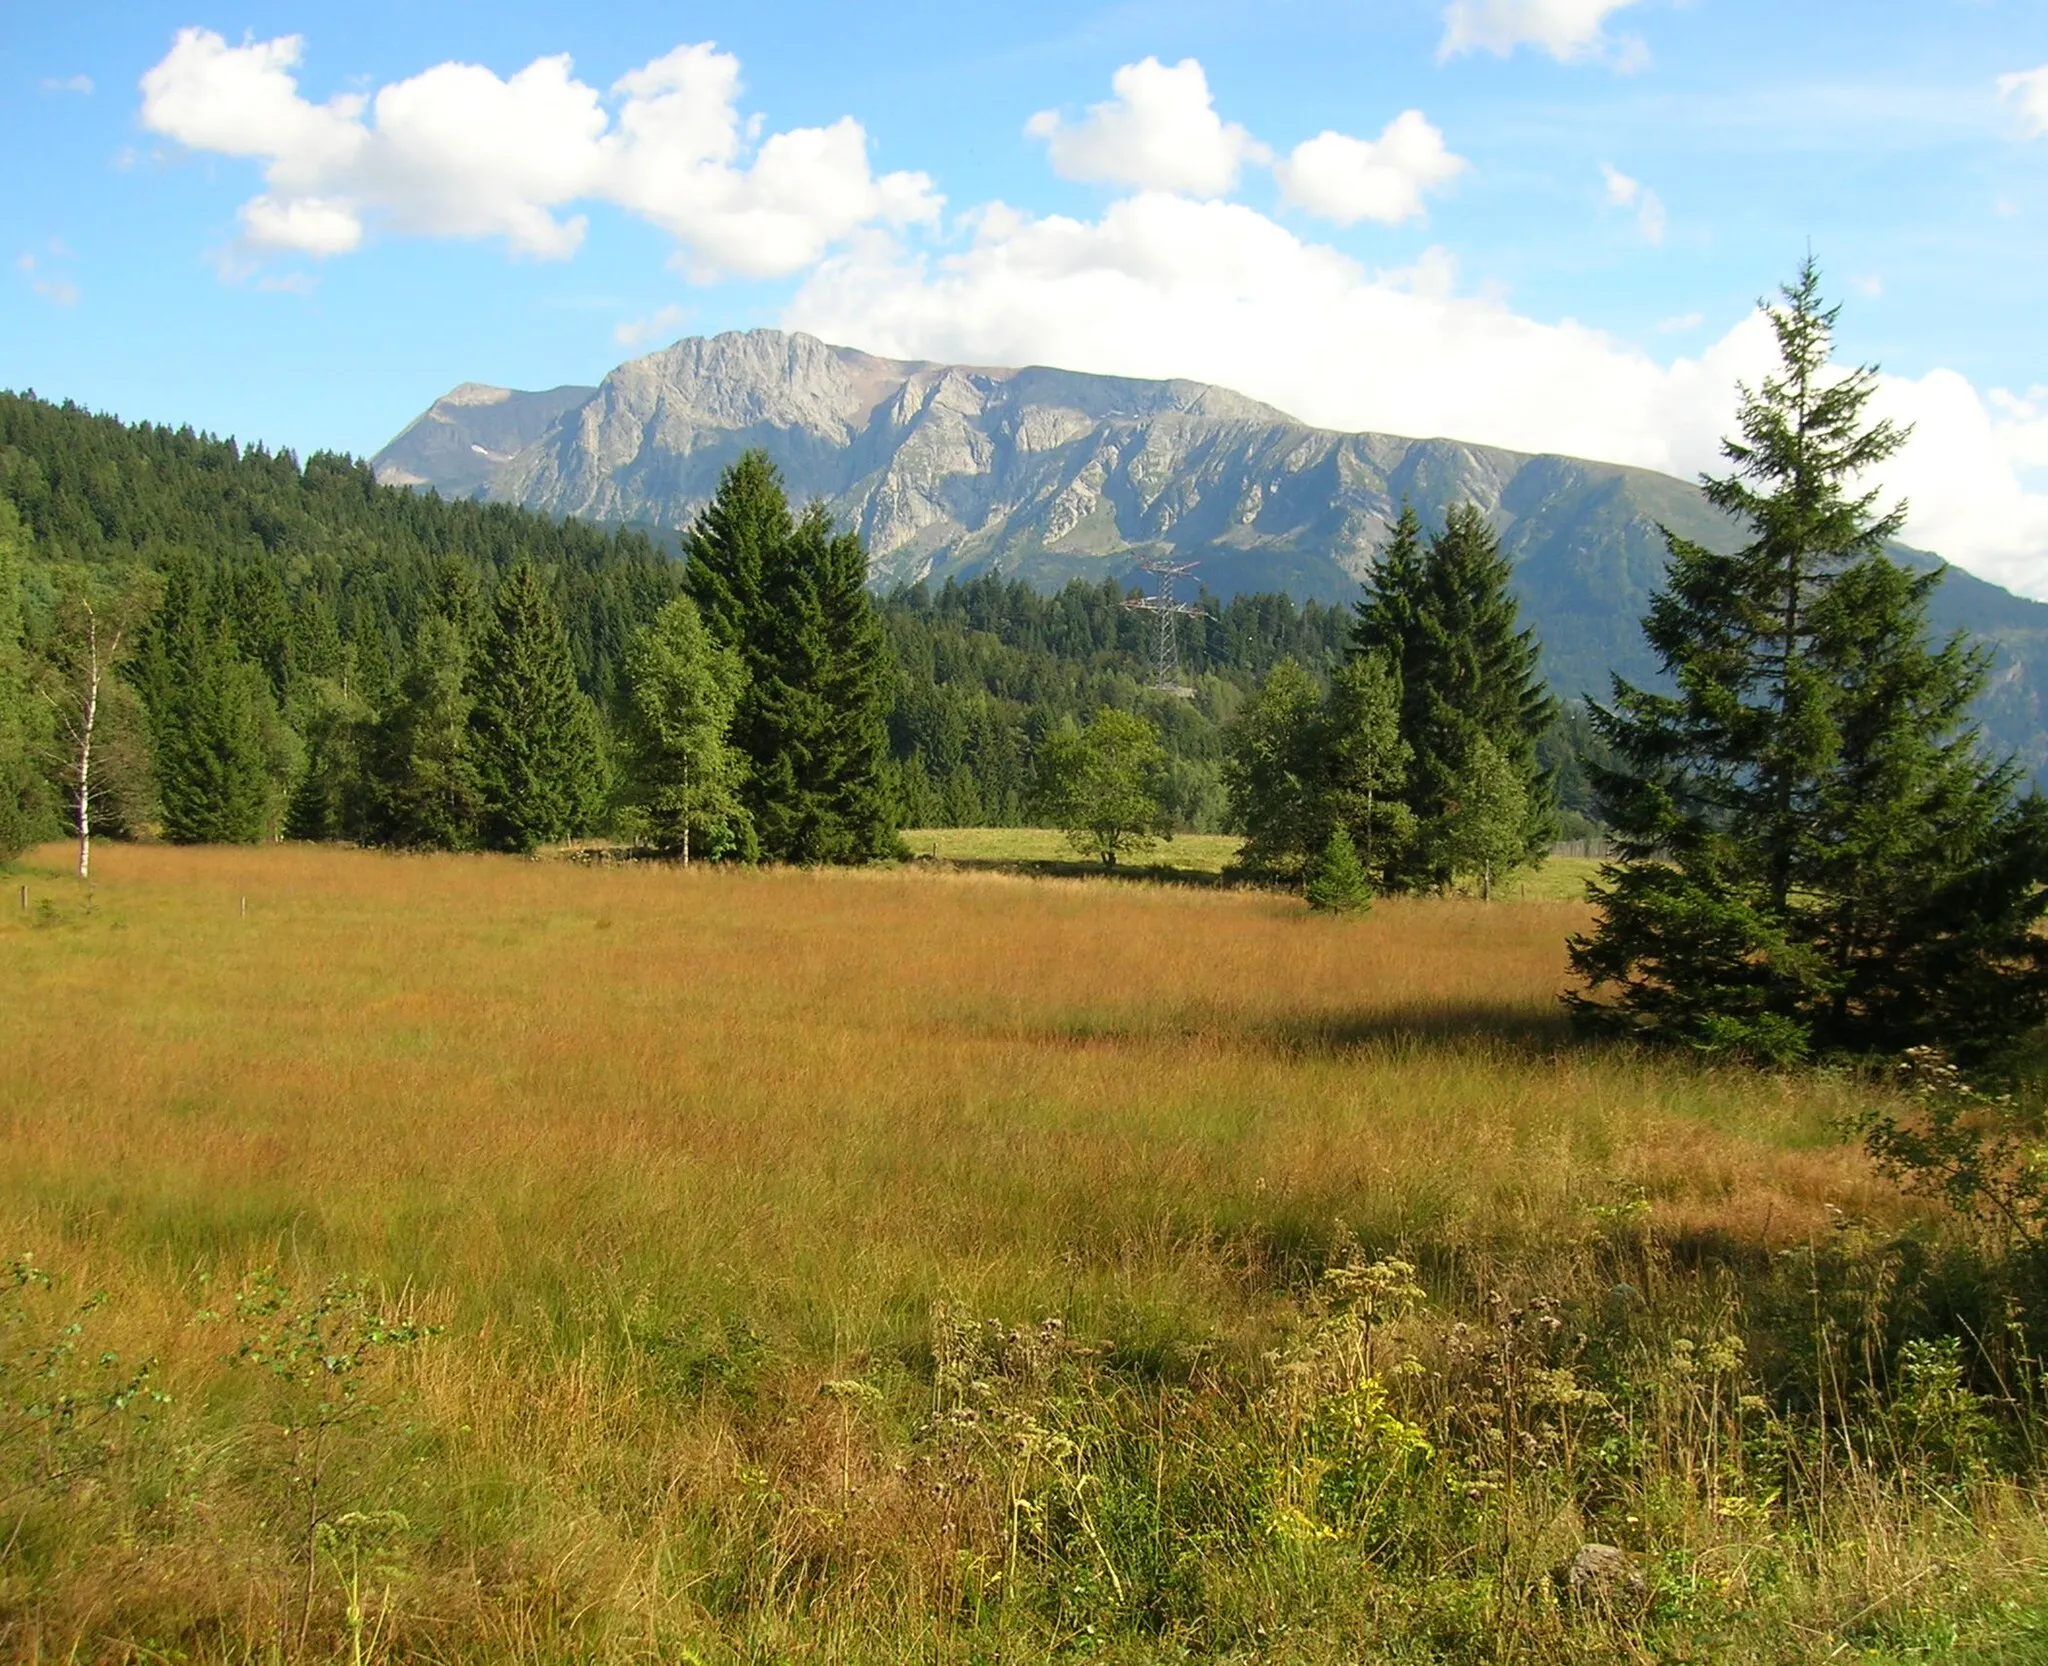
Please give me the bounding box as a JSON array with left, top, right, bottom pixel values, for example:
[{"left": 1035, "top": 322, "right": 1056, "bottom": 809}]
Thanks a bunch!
[
  {"left": 1036, "top": 707, "right": 1167, "bottom": 867},
  {"left": 622, "top": 594, "right": 749, "bottom": 864}
]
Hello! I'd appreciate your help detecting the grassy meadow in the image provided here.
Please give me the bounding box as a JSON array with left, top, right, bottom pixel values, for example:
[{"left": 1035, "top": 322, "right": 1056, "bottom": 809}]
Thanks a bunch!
[
  {"left": 2, "top": 842, "right": 2045, "bottom": 1663},
  {"left": 901, "top": 829, "right": 1603, "bottom": 901}
]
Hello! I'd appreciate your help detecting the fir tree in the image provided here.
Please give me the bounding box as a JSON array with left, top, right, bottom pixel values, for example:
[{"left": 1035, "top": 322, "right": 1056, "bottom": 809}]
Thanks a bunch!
[
  {"left": 683, "top": 451, "right": 792, "bottom": 666},
  {"left": 0, "top": 503, "right": 56, "bottom": 859},
  {"left": 469, "top": 562, "right": 607, "bottom": 853},
  {"left": 138, "top": 562, "right": 290, "bottom": 845},
  {"left": 1370, "top": 505, "right": 1554, "bottom": 892},
  {"left": 622, "top": 594, "right": 750, "bottom": 864},
  {"left": 1569, "top": 261, "right": 2048, "bottom": 1063},
  {"left": 1305, "top": 826, "right": 1372, "bottom": 913},
  {"left": 683, "top": 456, "right": 897, "bottom": 863},
  {"left": 805, "top": 510, "right": 898, "bottom": 861},
  {"left": 1351, "top": 502, "right": 1427, "bottom": 683},
  {"left": 370, "top": 614, "right": 484, "bottom": 849}
]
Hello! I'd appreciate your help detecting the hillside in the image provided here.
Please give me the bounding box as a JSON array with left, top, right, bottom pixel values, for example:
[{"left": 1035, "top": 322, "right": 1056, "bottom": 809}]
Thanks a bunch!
[{"left": 374, "top": 329, "right": 2048, "bottom": 772}]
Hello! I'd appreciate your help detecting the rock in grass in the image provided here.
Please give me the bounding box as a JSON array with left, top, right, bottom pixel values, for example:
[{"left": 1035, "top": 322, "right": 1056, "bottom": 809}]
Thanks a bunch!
[{"left": 1566, "top": 1543, "right": 1647, "bottom": 1605}]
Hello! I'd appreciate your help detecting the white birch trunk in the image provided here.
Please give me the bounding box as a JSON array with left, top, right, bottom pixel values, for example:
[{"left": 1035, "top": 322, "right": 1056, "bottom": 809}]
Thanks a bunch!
[{"left": 74, "top": 607, "right": 101, "bottom": 882}]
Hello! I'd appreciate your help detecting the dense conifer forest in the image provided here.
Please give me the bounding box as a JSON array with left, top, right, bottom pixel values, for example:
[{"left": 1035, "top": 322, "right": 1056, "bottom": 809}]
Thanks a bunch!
[{"left": 6, "top": 391, "right": 1565, "bottom": 847}]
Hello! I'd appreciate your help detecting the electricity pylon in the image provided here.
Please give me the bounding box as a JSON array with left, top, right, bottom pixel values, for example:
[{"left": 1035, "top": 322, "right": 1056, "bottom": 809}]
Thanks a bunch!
[{"left": 1124, "top": 553, "right": 1204, "bottom": 697}]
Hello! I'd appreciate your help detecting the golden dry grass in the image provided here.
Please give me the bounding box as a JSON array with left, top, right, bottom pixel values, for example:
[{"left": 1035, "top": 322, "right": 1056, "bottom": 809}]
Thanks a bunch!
[
  {"left": 0, "top": 841, "right": 2031, "bottom": 1663},
  {"left": 3, "top": 841, "right": 1878, "bottom": 1327}
]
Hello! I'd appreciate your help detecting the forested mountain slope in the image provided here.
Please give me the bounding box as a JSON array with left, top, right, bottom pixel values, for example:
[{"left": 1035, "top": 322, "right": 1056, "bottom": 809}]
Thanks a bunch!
[{"left": 0, "top": 392, "right": 1361, "bottom": 835}]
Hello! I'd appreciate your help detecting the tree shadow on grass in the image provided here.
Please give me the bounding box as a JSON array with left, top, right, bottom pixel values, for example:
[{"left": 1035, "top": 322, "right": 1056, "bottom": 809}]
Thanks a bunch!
[
  {"left": 1008, "top": 1000, "right": 1578, "bottom": 1064},
  {"left": 909, "top": 853, "right": 1232, "bottom": 889},
  {"left": 1258, "top": 1002, "right": 1577, "bottom": 1060}
]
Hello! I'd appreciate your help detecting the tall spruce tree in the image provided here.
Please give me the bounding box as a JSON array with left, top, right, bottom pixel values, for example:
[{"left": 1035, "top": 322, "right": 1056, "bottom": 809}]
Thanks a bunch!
[
  {"left": 0, "top": 503, "right": 56, "bottom": 859},
  {"left": 1569, "top": 261, "right": 2048, "bottom": 1063},
  {"left": 1356, "top": 504, "right": 1554, "bottom": 891},
  {"left": 137, "top": 561, "right": 290, "bottom": 845},
  {"left": 682, "top": 453, "right": 896, "bottom": 863},
  {"left": 370, "top": 613, "right": 484, "bottom": 849},
  {"left": 805, "top": 510, "right": 897, "bottom": 861},
  {"left": 469, "top": 561, "right": 607, "bottom": 853},
  {"left": 1352, "top": 503, "right": 1427, "bottom": 690}
]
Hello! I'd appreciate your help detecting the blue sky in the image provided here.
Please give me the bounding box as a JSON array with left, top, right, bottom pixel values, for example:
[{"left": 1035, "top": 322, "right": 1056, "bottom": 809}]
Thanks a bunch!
[{"left": 5, "top": 1, "right": 2048, "bottom": 588}]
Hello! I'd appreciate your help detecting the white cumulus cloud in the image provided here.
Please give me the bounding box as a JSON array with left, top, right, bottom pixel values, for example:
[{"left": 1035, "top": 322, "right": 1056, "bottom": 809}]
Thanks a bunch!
[
  {"left": 1439, "top": 0, "right": 1646, "bottom": 65},
  {"left": 786, "top": 193, "right": 2048, "bottom": 596},
  {"left": 1025, "top": 57, "right": 1265, "bottom": 198},
  {"left": 1275, "top": 112, "right": 1466, "bottom": 226},
  {"left": 137, "top": 29, "right": 940, "bottom": 277},
  {"left": 1600, "top": 163, "right": 1666, "bottom": 244},
  {"left": 1999, "top": 65, "right": 2048, "bottom": 137}
]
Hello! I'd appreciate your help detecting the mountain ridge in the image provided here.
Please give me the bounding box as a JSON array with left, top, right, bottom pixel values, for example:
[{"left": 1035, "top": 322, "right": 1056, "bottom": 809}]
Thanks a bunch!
[{"left": 374, "top": 328, "right": 2048, "bottom": 771}]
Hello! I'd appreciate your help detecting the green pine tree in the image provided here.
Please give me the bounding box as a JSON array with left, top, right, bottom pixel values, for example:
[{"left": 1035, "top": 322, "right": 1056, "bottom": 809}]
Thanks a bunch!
[
  {"left": 1304, "top": 825, "right": 1372, "bottom": 913},
  {"left": 370, "top": 613, "right": 485, "bottom": 849},
  {"left": 805, "top": 509, "right": 898, "bottom": 861},
  {"left": 1351, "top": 502, "right": 1427, "bottom": 681},
  {"left": 622, "top": 593, "right": 750, "bottom": 863},
  {"left": 469, "top": 561, "right": 608, "bottom": 853},
  {"left": 682, "top": 455, "right": 897, "bottom": 863},
  {"left": 0, "top": 503, "right": 57, "bottom": 859},
  {"left": 138, "top": 562, "right": 290, "bottom": 845},
  {"left": 1364, "top": 504, "right": 1554, "bottom": 891},
  {"left": 1569, "top": 260, "right": 2048, "bottom": 1063}
]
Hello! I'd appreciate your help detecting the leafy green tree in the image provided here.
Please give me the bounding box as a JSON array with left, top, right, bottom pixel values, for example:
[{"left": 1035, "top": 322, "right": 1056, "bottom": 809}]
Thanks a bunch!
[
  {"left": 1322, "top": 651, "right": 1414, "bottom": 886},
  {"left": 1224, "top": 651, "right": 1411, "bottom": 889},
  {"left": 1358, "top": 504, "right": 1554, "bottom": 892},
  {"left": 1035, "top": 707, "right": 1167, "bottom": 867},
  {"left": 469, "top": 562, "right": 607, "bottom": 853},
  {"left": 1222, "top": 657, "right": 1326, "bottom": 880},
  {"left": 1438, "top": 732, "right": 1529, "bottom": 901},
  {"left": 1304, "top": 826, "right": 1372, "bottom": 913},
  {"left": 0, "top": 503, "right": 56, "bottom": 860},
  {"left": 1570, "top": 261, "right": 2048, "bottom": 1063},
  {"left": 368, "top": 614, "right": 484, "bottom": 850},
  {"left": 622, "top": 594, "right": 750, "bottom": 864}
]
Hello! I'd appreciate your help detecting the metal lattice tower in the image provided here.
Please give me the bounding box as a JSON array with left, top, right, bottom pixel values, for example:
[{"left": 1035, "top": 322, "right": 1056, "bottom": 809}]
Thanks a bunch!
[{"left": 1123, "top": 554, "right": 1204, "bottom": 698}]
